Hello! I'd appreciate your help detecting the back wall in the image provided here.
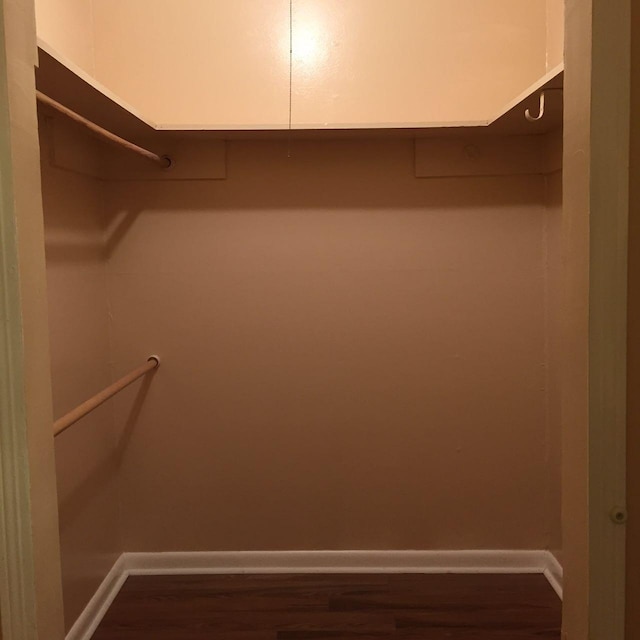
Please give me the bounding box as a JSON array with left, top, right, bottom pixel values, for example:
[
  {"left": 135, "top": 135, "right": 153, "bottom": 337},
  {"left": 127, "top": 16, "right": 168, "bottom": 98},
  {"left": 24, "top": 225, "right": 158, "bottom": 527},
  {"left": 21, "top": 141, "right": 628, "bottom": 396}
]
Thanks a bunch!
[{"left": 95, "top": 138, "right": 561, "bottom": 551}]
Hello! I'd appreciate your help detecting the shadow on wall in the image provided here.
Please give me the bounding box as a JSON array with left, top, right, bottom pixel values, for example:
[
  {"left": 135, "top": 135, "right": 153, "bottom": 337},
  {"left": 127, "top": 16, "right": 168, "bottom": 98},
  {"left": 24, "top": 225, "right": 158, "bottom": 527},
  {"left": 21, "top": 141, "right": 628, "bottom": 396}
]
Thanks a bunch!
[
  {"left": 44, "top": 138, "right": 545, "bottom": 267},
  {"left": 101, "top": 139, "right": 542, "bottom": 215},
  {"left": 56, "top": 374, "right": 155, "bottom": 530},
  {"left": 44, "top": 208, "right": 142, "bottom": 264}
]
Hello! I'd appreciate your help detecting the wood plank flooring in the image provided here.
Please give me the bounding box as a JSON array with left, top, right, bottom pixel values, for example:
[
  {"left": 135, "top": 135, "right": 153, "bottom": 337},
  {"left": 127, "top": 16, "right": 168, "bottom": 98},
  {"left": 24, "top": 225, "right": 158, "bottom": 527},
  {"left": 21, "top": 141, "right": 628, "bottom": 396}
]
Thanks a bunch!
[{"left": 92, "top": 573, "right": 561, "bottom": 639}]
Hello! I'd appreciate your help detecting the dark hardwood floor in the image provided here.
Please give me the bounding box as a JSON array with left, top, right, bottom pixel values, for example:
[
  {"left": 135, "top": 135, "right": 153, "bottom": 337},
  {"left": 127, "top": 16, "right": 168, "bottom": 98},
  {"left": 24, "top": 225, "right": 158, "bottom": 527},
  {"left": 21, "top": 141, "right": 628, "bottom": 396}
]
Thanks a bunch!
[{"left": 92, "top": 573, "right": 561, "bottom": 639}]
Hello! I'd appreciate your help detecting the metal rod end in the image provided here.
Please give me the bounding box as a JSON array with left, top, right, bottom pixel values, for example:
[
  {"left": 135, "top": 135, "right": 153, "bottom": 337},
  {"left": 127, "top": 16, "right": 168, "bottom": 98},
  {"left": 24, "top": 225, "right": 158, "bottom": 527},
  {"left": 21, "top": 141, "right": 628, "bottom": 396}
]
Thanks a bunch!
[{"left": 148, "top": 355, "right": 161, "bottom": 367}]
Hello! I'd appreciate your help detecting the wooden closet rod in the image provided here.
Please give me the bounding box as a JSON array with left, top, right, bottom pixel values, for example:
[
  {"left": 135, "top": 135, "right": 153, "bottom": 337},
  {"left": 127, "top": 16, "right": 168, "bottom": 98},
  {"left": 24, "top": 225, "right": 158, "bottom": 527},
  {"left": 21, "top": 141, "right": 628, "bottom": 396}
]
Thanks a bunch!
[
  {"left": 53, "top": 356, "right": 160, "bottom": 437},
  {"left": 36, "top": 91, "right": 171, "bottom": 168}
]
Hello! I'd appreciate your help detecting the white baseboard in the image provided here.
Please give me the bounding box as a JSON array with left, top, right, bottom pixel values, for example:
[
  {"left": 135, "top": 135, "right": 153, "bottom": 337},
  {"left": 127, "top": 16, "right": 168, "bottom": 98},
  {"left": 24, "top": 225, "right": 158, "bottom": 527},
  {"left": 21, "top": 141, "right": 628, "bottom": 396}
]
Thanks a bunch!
[
  {"left": 124, "top": 549, "right": 554, "bottom": 575},
  {"left": 543, "top": 552, "right": 564, "bottom": 599},
  {"left": 65, "top": 555, "right": 128, "bottom": 640},
  {"left": 67, "top": 549, "right": 563, "bottom": 640}
]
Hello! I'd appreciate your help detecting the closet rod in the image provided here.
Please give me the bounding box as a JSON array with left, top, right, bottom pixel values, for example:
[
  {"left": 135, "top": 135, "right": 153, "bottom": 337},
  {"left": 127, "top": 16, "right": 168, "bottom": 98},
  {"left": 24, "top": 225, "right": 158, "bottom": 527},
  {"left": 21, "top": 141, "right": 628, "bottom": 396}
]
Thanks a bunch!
[
  {"left": 53, "top": 356, "right": 160, "bottom": 437},
  {"left": 36, "top": 90, "right": 171, "bottom": 168}
]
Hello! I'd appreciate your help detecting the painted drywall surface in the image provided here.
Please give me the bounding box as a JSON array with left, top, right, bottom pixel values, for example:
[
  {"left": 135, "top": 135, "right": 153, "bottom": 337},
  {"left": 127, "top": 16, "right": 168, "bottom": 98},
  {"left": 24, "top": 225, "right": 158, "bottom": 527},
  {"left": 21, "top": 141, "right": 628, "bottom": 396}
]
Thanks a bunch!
[
  {"left": 289, "top": 0, "right": 547, "bottom": 128},
  {"left": 92, "top": 0, "right": 290, "bottom": 128},
  {"left": 35, "top": 0, "right": 95, "bottom": 74},
  {"left": 587, "top": 0, "right": 630, "bottom": 632},
  {"left": 628, "top": 1, "right": 640, "bottom": 634},
  {"left": 39, "top": 121, "right": 122, "bottom": 631},
  {"left": 89, "top": 0, "right": 548, "bottom": 128},
  {"left": 100, "top": 139, "right": 560, "bottom": 551},
  {"left": 545, "top": 170, "right": 563, "bottom": 558},
  {"left": 546, "top": 0, "right": 564, "bottom": 70},
  {"left": 561, "top": 0, "right": 591, "bottom": 636}
]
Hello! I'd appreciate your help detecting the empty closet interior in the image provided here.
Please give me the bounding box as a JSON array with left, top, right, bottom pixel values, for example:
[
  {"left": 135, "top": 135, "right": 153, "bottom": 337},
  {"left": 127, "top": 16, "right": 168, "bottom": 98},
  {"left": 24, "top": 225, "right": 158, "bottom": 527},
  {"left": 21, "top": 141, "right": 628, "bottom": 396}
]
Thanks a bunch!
[{"left": 35, "top": 1, "right": 566, "bottom": 637}]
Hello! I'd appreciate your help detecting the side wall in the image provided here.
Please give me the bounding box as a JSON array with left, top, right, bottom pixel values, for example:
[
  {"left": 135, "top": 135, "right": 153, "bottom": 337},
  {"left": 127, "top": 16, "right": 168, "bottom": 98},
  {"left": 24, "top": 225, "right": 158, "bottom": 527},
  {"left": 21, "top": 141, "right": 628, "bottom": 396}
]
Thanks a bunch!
[
  {"left": 627, "top": 2, "right": 640, "bottom": 636},
  {"left": 561, "top": 1, "right": 591, "bottom": 636},
  {"left": 547, "top": 0, "right": 565, "bottom": 71},
  {"left": 92, "top": 0, "right": 550, "bottom": 128},
  {"left": 34, "top": 0, "right": 94, "bottom": 74},
  {"left": 545, "top": 168, "right": 563, "bottom": 561},
  {"left": 101, "top": 139, "right": 561, "bottom": 553},
  {"left": 284, "top": 0, "right": 549, "bottom": 129},
  {"left": 39, "top": 119, "right": 122, "bottom": 632}
]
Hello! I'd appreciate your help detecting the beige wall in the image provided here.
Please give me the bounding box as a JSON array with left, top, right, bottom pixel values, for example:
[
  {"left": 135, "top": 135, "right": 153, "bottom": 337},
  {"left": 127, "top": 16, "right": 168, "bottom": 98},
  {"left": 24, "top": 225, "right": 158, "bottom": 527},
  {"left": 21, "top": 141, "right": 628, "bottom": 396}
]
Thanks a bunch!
[
  {"left": 39, "top": 120, "right": 123, "bottom": 631},
  {"left": 94, "top": 139, "right": 561, "bottom": 552},
  {"left": 92, "top": 0, "right": 548, "bottom": 128},
  {"left": 39, "top": 131, "right": 563, "bottom": 629},
  {"left": 92, "top": 0, "right": 289, "bottom": 129},
  {"left": 627, "top": 2, "right": 640, "bottom": 636},
  {"left": 561, "top": 0, "right": 591, "bottom": 633},
  {"left": 546, "top": 168, "right": 563, "bottom": 560},
  {"left": 36, "top": 1, "right": 559, "bottom": 129},
  {"left": 35, "top": 0, "right": 95, "bottom": 74},
  {"left": 546, "top": 0, "right": 564, "bottom": 70},
  {"left": 288, "top": 0, "right": 547, "bottom": 129}
]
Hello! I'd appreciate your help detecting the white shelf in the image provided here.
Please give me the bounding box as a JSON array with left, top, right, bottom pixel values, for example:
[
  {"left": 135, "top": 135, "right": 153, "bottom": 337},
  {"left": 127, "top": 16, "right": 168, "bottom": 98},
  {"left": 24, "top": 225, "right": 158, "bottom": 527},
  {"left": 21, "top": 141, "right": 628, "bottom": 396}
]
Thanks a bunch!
[{"left": 36, "top": 38, "right": 563, "bottom": 140}]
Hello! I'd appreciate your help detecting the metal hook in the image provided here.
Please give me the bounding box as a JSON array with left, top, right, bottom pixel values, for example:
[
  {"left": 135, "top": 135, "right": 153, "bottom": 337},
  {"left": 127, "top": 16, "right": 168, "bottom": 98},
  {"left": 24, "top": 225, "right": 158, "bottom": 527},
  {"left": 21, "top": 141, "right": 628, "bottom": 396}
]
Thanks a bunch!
[{"left": 525, "top": 91, "right": 545, "bottom": 122}]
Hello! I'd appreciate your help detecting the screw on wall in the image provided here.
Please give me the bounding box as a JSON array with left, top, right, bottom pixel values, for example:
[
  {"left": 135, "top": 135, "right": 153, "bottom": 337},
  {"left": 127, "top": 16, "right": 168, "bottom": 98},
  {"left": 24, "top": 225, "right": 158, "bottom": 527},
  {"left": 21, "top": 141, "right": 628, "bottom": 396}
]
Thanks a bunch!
[{"left": 609, "top": 506, "right": 628, "bottom": 524}]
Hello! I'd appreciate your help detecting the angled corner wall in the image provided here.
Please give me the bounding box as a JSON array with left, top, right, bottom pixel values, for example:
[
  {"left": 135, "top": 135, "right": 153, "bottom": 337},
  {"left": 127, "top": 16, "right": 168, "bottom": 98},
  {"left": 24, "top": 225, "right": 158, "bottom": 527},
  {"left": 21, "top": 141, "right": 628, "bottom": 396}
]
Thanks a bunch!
[{"left": 38, "top": 118, "right": 123, "bottom": 632}]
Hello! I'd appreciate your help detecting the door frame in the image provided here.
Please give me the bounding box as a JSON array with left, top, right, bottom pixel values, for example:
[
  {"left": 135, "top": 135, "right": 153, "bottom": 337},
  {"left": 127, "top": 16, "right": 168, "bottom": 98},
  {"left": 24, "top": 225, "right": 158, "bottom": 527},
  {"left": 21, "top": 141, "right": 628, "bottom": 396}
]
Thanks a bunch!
[
  {"left": 563, "top": 0, "right": 630, "bottom": 637},
  {"left": 0, "top": 1, "right": 38, "bottom": 631},
  {"left": 0, "top": 0, "right": 65, "bottom": 638}
]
